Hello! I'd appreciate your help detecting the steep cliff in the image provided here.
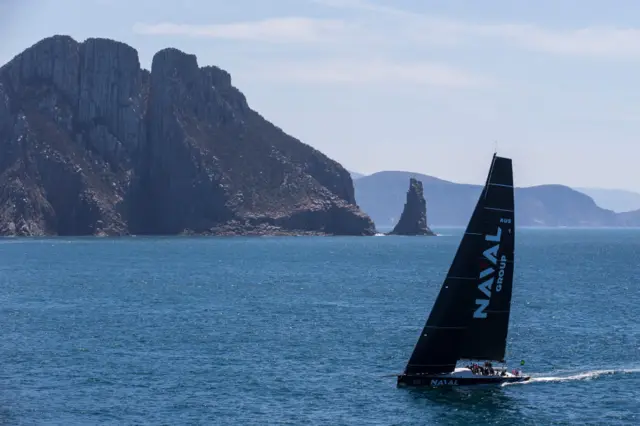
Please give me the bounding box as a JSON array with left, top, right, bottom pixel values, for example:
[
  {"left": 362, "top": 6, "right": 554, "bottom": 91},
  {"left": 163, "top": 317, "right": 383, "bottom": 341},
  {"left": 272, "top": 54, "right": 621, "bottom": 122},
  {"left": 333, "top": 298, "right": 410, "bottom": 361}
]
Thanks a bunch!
[
  {"left": 387, "top": 178, "right": 435, "bottom": 236},
  {"left": 0, "top": 35, "right": 375, "bottom": 236}
]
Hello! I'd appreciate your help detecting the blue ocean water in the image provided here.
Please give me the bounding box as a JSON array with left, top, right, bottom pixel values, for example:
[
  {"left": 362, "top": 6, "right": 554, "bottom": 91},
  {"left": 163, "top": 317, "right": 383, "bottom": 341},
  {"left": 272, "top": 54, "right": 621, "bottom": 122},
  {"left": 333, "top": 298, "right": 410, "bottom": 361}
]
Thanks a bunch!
[{"left": 0, "top": 228, "right": 639, "bottom": 425}]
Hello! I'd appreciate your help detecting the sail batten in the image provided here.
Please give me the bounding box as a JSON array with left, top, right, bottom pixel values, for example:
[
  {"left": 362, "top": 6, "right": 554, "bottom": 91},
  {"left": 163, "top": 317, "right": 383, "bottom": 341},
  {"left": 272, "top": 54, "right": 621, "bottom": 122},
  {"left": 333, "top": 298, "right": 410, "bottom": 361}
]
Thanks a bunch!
[
  {"left": 484, "top": 207, "right": 513, "bottom": 212},
  {"left": 402, "top": 154, "right": 515, "bottom": 374}
]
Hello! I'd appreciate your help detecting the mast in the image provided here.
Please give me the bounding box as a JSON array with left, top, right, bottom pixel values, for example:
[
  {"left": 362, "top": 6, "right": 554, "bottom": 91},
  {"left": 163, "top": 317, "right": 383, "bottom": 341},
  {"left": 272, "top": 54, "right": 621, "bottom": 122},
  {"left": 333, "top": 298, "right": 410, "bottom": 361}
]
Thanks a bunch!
[{"left": 402, "top": 154, "right": 514, "bottom": 375}]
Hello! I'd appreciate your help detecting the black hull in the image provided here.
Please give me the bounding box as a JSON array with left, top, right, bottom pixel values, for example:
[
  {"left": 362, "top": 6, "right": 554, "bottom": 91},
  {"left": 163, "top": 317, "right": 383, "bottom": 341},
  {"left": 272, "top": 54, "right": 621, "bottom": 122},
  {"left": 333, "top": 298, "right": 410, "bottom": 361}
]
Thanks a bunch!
[{"left": 396, "top": 374, "right": 530, "bottom": 388}]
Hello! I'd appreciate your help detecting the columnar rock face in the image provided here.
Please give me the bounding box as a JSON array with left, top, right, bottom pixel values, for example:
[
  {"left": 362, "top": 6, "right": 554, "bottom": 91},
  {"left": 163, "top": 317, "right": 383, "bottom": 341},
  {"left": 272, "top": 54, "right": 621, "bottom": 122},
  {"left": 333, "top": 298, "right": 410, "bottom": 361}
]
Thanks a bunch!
[
  {"left": 0, "top": 35, "right": 375, "bottom": 236},
  {"left": 388, "top": 178, "right": 435, "bottom": 236}
]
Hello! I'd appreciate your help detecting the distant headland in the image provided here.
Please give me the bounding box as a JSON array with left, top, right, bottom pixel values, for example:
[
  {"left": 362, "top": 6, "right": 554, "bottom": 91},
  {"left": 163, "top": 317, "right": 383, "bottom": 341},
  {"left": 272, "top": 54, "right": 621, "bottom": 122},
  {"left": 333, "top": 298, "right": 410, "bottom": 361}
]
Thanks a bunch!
[{"left": 352, "top": 171, "right": 640, "bottom": 228}]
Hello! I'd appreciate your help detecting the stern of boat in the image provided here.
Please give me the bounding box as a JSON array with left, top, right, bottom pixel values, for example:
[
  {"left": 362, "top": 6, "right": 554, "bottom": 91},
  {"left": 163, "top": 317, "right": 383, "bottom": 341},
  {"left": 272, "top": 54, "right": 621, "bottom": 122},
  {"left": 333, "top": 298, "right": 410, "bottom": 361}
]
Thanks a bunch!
[{"left": 396, "top": 374, "right": 408, "bottom": 387}]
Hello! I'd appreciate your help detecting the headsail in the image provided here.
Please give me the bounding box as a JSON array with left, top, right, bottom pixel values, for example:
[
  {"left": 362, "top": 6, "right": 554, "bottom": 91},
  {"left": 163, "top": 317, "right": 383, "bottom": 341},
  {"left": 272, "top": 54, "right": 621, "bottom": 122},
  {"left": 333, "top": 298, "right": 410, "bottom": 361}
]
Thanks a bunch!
[{"left": 402, "top": 154, "right": 514, "bottom": 375}]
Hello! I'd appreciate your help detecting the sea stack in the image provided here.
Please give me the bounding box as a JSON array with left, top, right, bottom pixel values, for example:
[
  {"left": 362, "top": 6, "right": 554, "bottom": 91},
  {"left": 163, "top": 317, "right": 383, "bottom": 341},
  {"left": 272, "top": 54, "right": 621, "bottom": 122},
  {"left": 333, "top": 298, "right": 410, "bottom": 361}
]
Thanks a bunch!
[{"left": 387, "top": 178, "right": 435, "bottom": 236}]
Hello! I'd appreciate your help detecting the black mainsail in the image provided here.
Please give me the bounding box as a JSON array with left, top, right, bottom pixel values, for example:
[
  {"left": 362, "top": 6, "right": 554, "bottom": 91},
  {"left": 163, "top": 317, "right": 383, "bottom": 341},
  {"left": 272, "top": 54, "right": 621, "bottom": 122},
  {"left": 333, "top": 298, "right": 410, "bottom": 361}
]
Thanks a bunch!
[
  {"left": 402, "top": 154, "right": 515, "bottom": 375},
  {"left": 459, "top": 155, "right": 514, "bottom": 363}
]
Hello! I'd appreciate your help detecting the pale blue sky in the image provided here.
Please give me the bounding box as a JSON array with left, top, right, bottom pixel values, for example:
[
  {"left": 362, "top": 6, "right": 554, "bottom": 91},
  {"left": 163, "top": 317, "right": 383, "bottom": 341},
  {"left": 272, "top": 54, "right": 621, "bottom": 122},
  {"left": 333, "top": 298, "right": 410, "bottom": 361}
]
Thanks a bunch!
[{"left": 2, "top": 0, "right": 639, "bottom": 191}]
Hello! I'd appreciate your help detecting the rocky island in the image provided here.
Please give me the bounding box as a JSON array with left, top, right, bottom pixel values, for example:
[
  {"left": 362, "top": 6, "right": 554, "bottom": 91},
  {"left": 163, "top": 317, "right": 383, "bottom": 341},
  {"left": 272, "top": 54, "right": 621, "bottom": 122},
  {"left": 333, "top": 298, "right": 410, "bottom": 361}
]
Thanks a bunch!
[
  {"left": 0, "top": 35, "right": 376, "bottom": 236},
  {"left": 387, "top": 178, "right": 435, "bottom": 236}
]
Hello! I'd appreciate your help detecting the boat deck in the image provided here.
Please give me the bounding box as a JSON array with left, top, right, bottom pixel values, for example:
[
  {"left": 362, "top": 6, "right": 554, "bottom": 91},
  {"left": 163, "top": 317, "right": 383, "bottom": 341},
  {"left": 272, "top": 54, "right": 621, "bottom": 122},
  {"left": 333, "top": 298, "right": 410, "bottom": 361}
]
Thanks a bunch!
[
  {"left": 396, "top": 367, "right": 530, "bottom": 388},
  {"left": 452, "top": 367, "right": 522, "bottom": 378}
]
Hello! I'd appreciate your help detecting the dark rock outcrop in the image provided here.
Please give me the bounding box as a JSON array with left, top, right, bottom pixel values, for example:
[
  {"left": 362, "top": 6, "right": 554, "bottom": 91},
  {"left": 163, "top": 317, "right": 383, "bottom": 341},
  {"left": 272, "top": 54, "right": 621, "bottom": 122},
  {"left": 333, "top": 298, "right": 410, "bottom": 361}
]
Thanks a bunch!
[
  {"left": 0, "top": 35, "right": 375, "bottom": 236},
  {"left": 387, "top": 178, "right": 435, "bottom": 236}
]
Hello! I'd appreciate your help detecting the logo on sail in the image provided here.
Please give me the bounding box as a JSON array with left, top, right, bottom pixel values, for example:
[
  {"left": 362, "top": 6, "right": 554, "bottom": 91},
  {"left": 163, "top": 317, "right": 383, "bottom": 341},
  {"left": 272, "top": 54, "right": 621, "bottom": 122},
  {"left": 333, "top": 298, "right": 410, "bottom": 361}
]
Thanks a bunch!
[{"left": 473, "top": 220, "right": 508, "bottom": 319}]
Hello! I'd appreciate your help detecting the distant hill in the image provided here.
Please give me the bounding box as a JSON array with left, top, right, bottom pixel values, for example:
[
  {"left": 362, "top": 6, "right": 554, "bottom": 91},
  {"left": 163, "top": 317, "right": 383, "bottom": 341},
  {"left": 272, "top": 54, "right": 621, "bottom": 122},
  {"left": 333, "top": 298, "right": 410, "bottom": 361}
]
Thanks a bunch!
[
  {"left": 573, "top": 187, "right": 640, "bottom": 213},
  {"left": 616, "top": 209, "right": 640, "bottom": 226},
  {"left": 354, "top": 171, "right": 640, "bottom": 228},
  {"left": 349, "top": 171, "right": 366, "bottom": 180}
]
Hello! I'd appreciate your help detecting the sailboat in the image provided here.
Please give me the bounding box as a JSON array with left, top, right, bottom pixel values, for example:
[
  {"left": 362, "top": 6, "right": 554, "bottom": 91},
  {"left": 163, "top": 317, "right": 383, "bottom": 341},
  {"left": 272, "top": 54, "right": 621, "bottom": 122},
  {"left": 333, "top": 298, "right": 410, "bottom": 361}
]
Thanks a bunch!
[{"left": 396, "top": 154, "right": 530, "bottom": 387}]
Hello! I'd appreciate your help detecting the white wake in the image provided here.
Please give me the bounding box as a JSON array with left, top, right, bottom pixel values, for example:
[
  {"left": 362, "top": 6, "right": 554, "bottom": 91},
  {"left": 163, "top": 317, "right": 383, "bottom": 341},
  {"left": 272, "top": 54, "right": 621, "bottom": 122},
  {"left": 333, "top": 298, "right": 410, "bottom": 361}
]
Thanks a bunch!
[{"left": 502, "top": 368, "right": 640, "bottom": 386}]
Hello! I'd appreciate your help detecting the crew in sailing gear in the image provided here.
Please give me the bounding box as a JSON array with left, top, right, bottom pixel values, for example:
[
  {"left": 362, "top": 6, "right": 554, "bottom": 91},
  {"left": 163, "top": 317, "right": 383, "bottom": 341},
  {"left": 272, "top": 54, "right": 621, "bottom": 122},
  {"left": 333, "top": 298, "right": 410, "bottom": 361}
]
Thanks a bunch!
[{"left": 484, "top": 361, "right": 495, "bottom": 375}]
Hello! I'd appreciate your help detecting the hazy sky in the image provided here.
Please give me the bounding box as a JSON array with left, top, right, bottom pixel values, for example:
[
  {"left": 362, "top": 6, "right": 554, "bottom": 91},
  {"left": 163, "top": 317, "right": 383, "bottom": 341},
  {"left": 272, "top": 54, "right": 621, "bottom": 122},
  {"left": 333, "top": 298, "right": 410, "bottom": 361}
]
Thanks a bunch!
[{"left": 2, "top": 0, "right": 639, "bottom": 191}]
